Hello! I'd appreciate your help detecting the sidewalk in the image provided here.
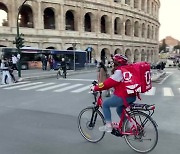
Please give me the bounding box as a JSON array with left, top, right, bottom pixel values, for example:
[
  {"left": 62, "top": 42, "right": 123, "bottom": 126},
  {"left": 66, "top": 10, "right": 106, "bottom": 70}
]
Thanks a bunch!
[{"left": 8, "top": 68, "right": 165, "bottom": 82}]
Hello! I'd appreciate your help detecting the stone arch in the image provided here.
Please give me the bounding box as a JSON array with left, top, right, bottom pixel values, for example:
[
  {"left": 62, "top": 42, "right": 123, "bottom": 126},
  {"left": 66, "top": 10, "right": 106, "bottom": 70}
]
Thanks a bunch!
[
  {"left": 114, "top": 17, "right": 121, "bottom": 35},
  {"left": 134, "top": 49, "right": 139, "bottom": 62},
  {"left": 84, "top": 12, "right": 92, "bottom": 32},
  {"left": 114, "top": 48, "right": 122, "bottom": 55},
  {"left": 134, "top": 21, "right": 139, "bottom": 37},
  {"left": 44, "top": 7, "right": 55, "bottom": 29},
  {"left": 142, "top": 23, "right": 146, "bottom": 38},
  {"left": 125, "top": 19, "right": 131, "bottom": 36},
  {"left": 0, "top": 2, "right": 8, "bottom": 26},
  {"left": 125, "top": 49, "right": 131, "bottom": 62},
  {"left": 100, "top": 15, "right": 109, "bottom": 34},
  {"left": 141, "top": 49, "right": 146, "bottom": 61},
  {"left": 65, "top": 10, "right": 75, "bottom": 31},
  {"left": 19, "top": 4, "right": 34, "bottom": 28},
  {"left": 100, "top": 48, "right": 110, "bottom": 64}
]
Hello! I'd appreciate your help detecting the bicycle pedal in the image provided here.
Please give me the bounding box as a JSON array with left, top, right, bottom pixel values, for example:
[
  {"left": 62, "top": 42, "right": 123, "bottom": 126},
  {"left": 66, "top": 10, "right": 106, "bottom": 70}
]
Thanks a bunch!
[{"left": 111, "top": 128, "right": 123, "bottom": 137}]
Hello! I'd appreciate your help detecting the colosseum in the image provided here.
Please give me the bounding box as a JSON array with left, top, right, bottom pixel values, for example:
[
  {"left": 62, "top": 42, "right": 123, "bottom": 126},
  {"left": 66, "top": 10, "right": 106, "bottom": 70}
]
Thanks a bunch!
[{"left": 0, "top": 0, "right": 160, "bottom": 64}]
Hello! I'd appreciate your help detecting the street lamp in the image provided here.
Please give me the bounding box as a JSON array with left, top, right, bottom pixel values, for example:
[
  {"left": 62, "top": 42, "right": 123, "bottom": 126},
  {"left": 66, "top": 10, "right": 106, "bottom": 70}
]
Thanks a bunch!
[
  {"left": 16, "top": 0, "right": 29, "bottom": 78},
  {"left": 72, "top": 43, "right": 77, "bottom": 71}
]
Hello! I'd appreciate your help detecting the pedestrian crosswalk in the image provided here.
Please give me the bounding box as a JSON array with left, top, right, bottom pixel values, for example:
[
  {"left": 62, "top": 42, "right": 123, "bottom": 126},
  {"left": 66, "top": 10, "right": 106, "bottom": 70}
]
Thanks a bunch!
[{"left": 0, "top": 81, "right": 180, "bottom": 96}]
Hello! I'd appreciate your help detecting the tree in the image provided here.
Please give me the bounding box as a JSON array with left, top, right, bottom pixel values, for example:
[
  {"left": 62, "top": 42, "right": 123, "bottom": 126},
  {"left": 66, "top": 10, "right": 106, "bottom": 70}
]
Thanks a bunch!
[{"left": 159, "top": 39, "right": 167, "bottom": 53}]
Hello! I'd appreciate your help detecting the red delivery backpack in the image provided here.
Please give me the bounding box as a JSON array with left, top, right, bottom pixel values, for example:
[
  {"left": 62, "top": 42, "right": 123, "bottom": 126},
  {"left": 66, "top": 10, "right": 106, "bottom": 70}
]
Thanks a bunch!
[{"left": 120, "top": 62, "right": 152, "bottom": 96}]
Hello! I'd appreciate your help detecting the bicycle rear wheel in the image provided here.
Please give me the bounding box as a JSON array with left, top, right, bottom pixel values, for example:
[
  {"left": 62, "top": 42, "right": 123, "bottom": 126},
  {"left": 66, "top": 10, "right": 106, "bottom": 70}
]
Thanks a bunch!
[
  {"left": 78, "top": 107, "right": 105, "bottom": 143},
  {"left": 123, "top": 112, "right": 158, "bottom": 153}
]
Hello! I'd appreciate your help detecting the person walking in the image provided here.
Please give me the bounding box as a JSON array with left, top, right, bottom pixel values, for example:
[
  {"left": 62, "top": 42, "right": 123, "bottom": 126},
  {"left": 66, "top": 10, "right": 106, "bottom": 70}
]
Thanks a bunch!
[
  {"left": 97, "top": 61, "right": 110, "bottom": 97},
  {"left": 61, "top": 58, "right": 67, "bottom": 78},
  {"left": 11, "top": 54, "right": 18, "bottom": 70},
  {"left": 0, "top": 58, "right": 12, "bottom": 84}
]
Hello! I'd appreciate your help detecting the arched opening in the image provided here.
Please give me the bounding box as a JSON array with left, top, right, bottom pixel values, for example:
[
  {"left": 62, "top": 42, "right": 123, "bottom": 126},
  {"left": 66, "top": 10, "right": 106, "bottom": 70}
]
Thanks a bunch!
[
  {"left": 84, "top": 13, "right": 91, "bottom": 32},
  {"left": 125, "top": 49, "right": 131, "bottom": 62},
  {"left": 65, "top": 10, "right": 75, "bottom": 31},
  {"left": 0, "top": 3, "right": 8, "bottom": 26},
  {"left": 142, "top": 23, "right": 146, "bottom": 38},
  {"left": 101, "top": 15, "right": 108, "bottom": 33},
  {"left": 114, "top": 17, "right": 121, "bottom": 35},
  {"left": 141, "top": 0, "right": 145, "bottom": 11},
  {"left": 134, "top": 49, "right": 139, "bottom": 62},
  {"left": 67, "top": 47, "right": 73, "bottom": 50},
  {"left": 114, "top": 49, "right": 122, "bottom": 55},
  {"left": 125, "top": 0, "right": 130, "bottom": 5},
  {"left": 141, "top": 49, "right": 146, "bottom": 61},
  {"left": 134, "top": 0, "right": 139, "bottom": 9},
  {"left": 134, "top": 21, "right": 139, "bottom": 37},
  {"left": 125, "top": 19, "right": 131, "bottom": 36},
  {"left": 44, "top": 8, "right": 55, "bottom": 29},
  {"left": 19, "top": 5, "right": 34, "bottom": 28},
  {"left": 46, "top": 46, "right": 56, "bottom": 49},
  {"left": 147, "top": 25, "right": 150, "bottom": 38}
]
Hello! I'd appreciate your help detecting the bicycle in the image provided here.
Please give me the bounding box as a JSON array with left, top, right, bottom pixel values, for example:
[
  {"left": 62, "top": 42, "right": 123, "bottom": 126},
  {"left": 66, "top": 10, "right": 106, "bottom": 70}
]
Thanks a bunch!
[
  {"left": 78, "top": 81, "right": 158, "bottom": 153},
  {"left": 56, "top": 67, "right": 66, "bottom": 79}
]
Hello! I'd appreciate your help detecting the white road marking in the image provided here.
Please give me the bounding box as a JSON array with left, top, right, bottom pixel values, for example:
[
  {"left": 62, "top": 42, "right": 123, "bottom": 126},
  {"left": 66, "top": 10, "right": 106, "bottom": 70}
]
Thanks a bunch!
[
  {"left": 71, "top": 85, "right": 91, "bottom": 93},
  {"left": 3, "top": 82, "right": 43, "bottom": 89},
  {"left": 144, "top": 87, "right": 156, "bottom": 95},
  {"left": 54, "top": 84, "right": 83, "bottom": 92},
  {"left": 36, "top": 83, "right": 70, "bottom": 91},
  {"left": 158, "top": 72, "right": 173, "bottom": 84},
  {"left": 58, "top": 78, "right": 93, "bottom": 82},
  {"left": 0, "top": 81, "right": 30, "bottom": 88},
  {"left": 20, "top": 83, "right": 55, "bottom": 90},
  {"left": 163, "top": 87, "right": 174, "bottom": 96}
]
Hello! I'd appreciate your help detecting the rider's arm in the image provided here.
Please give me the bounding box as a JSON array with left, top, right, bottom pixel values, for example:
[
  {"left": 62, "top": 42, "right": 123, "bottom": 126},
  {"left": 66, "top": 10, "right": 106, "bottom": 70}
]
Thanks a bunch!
[{"left": 94, "top": 70, "right": 123, "bottom": 91}]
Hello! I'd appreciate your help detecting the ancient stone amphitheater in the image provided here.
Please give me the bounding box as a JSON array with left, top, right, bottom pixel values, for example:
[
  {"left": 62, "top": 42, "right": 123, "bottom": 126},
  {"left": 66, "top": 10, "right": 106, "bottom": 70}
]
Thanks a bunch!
[{"left": 0, "top": 0, "right": 160, "bottom": 63}]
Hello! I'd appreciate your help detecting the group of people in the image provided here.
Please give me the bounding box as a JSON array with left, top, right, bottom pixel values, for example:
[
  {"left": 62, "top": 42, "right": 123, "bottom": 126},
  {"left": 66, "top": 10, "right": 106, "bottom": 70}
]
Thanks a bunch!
[
  {"left": 41, "top": 55, "right": 54, "bottom": 71},
  {"left": 0, "top": 55, "right": 18, "bottom": 85}
]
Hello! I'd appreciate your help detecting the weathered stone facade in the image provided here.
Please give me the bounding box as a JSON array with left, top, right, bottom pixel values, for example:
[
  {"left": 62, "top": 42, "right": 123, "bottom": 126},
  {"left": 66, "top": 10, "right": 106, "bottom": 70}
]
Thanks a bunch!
[{"left": 0, "top": 0, "right": 160, "bottom": 63}]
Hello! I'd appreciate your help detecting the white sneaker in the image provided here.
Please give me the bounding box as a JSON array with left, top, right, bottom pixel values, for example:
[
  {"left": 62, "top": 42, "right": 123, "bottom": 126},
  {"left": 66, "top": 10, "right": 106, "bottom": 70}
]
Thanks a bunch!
[{"left": 99, "top": 124, "right": 112, "bottom": 133}]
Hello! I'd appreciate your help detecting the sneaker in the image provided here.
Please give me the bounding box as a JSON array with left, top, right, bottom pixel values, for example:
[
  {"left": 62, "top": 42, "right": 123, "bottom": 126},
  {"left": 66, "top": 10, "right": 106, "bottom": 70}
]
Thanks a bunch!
[{"left": 99, "top": 124, "right": 112, "bottom": 132}]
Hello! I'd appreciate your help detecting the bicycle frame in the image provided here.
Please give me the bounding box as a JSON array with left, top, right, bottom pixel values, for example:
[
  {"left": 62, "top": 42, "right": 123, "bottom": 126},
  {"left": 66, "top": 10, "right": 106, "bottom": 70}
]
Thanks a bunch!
[{"left": 92, "top": 90, "right": 150, "bottom": 136}]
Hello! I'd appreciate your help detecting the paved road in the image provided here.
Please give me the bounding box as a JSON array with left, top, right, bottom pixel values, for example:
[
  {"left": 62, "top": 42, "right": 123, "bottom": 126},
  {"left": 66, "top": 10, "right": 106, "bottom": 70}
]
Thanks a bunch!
[{"left": 0, "top": 68, "right": 180, "bottom": 154}]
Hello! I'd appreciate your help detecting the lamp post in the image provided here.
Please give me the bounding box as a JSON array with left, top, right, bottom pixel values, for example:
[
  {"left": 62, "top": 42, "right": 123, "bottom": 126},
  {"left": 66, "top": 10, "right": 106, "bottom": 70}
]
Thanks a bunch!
[
  {"left": 72, "top": 43, "right": 77, "bottom": 71},
  {"left": 16, "top": 0, "right": 28, "bottom": 78}
]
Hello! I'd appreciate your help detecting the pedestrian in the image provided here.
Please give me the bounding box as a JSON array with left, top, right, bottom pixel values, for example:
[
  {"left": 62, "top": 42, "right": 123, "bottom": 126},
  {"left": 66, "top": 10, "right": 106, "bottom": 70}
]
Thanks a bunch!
[
  {"left": 61, "top": 58, "right": 67, "bottom": 78},
  {"left": 0, "top": 58, "right": 12, "bottom": 84},
  {"left": 41, "top": 55, "right": 48, "bottom": 70},
  {"left": 97, "top": 61, "right": 110, "bottom": 97},
  {"left": 5, "top": 59, "right": 17, "bottom": 83},
  {"left": 11, "top": 54, "right": 18, "bottom": 70},
  {"left": 48, "top": 56, "right": 54, "bottom": 70}
]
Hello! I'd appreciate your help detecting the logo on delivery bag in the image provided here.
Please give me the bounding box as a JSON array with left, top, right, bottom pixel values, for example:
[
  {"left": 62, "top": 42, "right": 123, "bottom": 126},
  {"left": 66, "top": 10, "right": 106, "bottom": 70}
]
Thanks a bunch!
[
  {"left": 145, "top": 71, "right": 151, "bottom": 85},
  {"left": 123, "top": 72, "right": 133, "bottom": 82}
]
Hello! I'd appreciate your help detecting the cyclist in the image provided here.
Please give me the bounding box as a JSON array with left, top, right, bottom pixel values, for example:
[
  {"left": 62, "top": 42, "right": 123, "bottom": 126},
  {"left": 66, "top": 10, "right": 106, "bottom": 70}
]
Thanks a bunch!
[
  {"left": 91, "top": 54, "right": 136, "bottom": 132},
  {"left": 61, "top": 58, "right": 67, "bottom": 78}
]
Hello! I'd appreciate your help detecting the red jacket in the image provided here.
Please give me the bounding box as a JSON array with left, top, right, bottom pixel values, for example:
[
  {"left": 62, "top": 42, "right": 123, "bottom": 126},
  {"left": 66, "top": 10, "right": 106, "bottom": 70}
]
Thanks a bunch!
[{"left": 94, "top": 66, "right": 135, "bottom": 98}]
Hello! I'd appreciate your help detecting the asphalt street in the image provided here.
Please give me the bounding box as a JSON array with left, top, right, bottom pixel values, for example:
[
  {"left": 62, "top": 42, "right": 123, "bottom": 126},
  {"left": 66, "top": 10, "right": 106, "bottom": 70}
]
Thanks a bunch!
[{"left": 0, "top": 68, "right": 180, "bottom": 154}]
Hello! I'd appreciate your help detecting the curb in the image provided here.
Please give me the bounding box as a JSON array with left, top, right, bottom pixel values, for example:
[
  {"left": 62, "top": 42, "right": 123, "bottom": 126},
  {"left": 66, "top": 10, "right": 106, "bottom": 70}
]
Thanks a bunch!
[{"left": 18, "top": 69, "right": 96, "bottom": 81}]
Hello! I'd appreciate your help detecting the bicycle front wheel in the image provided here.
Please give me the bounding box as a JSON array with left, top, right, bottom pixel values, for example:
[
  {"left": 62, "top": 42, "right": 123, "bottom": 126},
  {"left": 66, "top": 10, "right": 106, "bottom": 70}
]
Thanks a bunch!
[
  {"left": 123, "top": 112, "right": 158, "bottom": 153},
  {"left": 78, "top": 107, "right": 105, "bottom": 143}
]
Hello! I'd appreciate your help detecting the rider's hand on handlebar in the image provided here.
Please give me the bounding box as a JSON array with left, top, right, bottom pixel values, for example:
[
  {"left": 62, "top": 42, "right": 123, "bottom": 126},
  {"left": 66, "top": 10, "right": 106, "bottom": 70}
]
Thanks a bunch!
[{"left": 90, "top": 85, "right": 95, "bottom": 92}]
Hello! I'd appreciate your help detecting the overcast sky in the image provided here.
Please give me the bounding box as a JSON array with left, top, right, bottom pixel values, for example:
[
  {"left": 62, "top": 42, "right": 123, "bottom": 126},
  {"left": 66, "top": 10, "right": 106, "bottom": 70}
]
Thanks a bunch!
[
  {"left": 0, "top": 1, "right": 180, "bottom": 41},
  {"left": 159, "top": 0, "right": 180, "bottom": 41}
]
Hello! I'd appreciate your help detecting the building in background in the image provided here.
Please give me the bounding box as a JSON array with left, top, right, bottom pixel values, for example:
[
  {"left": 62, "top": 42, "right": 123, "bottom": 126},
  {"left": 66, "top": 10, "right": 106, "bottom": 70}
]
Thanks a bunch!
[{"left": 0, "top": 0, "right": 160, "bottom": 63}]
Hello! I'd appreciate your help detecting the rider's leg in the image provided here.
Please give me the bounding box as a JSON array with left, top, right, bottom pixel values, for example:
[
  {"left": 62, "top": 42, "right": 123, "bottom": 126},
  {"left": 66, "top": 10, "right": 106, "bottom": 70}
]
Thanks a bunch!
[
  {"left": 99, "top": 95, "right": 124, "bottom": 132},
  {"left": 116, "top": 96, "right": 136, "bottom": 117}
]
